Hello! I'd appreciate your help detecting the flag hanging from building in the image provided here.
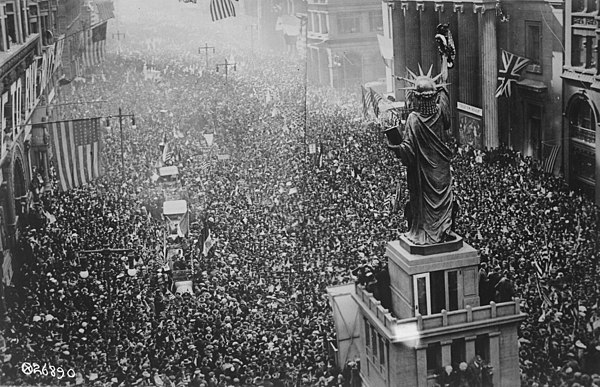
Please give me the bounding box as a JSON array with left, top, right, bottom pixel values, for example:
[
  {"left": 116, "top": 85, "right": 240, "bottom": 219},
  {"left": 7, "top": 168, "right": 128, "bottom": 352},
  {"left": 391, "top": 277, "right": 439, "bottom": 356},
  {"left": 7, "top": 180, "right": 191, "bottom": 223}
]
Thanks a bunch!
[
  {"left": 542, "top": 142, "right": 561, "bottom": 174},
  {"left": 376, "top": 34, "right": 393, "bottom": 69},
  {"left": 371, "top": 88, "right": 382, "bottom": 117},
  {"left": 92, "top": 0, "right": 115, "bottom": 22},
  {"left": 91, "top": 21, "right": 108, "bottom": 65},
  {"left": 361, "top": 86, "right": 370, "bottom": 118},
  {"left": 49, "top": 118, "right": 103, "bottom": 192},
  {"left": 495, "top": 50, "right": 530, "bottom": 98},
  {"left": 210, "top": 0, "right": 238, "bottom": 22}
]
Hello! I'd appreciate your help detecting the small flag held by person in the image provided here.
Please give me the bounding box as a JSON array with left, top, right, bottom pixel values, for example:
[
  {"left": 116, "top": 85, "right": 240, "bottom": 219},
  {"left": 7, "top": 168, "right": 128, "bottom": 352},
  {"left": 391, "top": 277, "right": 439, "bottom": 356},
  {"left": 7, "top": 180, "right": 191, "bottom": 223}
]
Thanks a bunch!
[
  {"left": 202, "top": 229, "right": 216, "bottom": 256},
  {"left": 210, "top": 0, "right": 238, "bottom": 22},
  {"left": 49, "top": 118, "right": 103, "bottom": 192}
]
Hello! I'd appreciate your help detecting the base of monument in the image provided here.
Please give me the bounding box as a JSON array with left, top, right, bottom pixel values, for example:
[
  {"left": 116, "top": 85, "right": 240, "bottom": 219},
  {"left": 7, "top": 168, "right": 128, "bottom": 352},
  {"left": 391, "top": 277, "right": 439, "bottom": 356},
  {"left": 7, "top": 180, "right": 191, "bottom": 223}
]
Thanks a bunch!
[{"left": 399, "top": 232, "right": 463, "bottom": 256}]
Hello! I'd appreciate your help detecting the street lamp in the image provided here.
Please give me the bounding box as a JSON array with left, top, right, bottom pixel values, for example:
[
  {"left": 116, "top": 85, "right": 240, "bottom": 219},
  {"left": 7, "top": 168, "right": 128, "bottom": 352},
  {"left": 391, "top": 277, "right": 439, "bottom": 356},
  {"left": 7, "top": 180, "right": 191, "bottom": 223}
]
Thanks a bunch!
[{"left": 105, "top": 109, "right": 136, "bottom": 181}]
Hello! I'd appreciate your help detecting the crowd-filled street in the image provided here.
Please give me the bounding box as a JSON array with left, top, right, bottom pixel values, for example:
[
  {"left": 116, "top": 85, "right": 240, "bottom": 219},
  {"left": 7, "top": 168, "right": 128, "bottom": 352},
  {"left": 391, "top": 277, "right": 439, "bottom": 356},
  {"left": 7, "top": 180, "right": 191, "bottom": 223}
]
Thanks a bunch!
[{"left": 1, "top": 1, "right": 599, "bottom": 386}]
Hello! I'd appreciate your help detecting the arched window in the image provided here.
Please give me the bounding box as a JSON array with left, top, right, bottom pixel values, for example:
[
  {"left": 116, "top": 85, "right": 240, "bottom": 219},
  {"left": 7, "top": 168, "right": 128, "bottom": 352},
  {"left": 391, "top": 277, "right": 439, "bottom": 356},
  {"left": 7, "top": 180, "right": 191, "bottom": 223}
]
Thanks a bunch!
[
  {"left": 569, "top": 99, "right": 596, "bottom": 144},
  {"left": 567, "top": 94, "right": 597, "bottom": 190}
]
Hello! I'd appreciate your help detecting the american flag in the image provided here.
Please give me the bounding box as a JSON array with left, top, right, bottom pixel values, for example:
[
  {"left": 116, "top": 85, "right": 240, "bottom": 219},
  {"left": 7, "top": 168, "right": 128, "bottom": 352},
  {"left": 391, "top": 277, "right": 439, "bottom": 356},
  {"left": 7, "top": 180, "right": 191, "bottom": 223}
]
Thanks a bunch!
[
  {"left": 361, "top": 85, "right": 370, "bottom": 118},
  {"left": 495, "top": 50, "right": 530, "bottom": 98},
  {"left": 210, "top": 0, "right": 238, "bottom": 22},
  {"left": 50, "top": 118, "right": 103, "bottom": 192},
  {"left": 94, "top": 0, "right": 115, "bottom": 22},
  {"left": 371, "top": 88, "right": 382, "bottom": 117},
  {"left": 542, "top": 143, "right": 561, "bottom": 174},
  {"left": 82, "top": 22, "right": 107, "bottom": 68}
]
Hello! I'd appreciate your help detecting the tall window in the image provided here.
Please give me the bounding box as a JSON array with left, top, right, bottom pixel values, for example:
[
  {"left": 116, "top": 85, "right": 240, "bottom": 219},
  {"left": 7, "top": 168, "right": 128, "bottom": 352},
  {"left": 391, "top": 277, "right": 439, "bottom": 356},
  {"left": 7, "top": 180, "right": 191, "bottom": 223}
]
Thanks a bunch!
[
  {"left": 526, "top": 21, "right": 542, "bottom": 73},
  {"left": 4, "top": 2, "right": 18, "bottom": 48},
  {"left": 447, "top": 271, "right": 459, "bottom": 311},
  {"left": 570, "top": 100, "right": 596, "bottom": 144},
  {"left": 451, "top": 338, "right": 466, "bottom": 367},
  {"left": 475, "top": 334, "right": 490, "bottom": 361},
  {"left": 368, "top": 11, "right": 383, "bottom": 33},
  {"left": 338, "top": 13, "right": 361, "bottom": 34},
  {"left": 319, "top": 13, "right": 328, "bottom": 34},
  {"left": 570, "top": 0, "right": 598, "bottom": 70},
  {"left": 28, "top": 4, "right": 39, "bottom": 34},
  {"left": 572, "top": 0, "right": 595, "bottom": 12},
  {"left": 571, "top": 34, "right": 597, "bottom": 69},
  {"left": 426, "top": 342, "right": 442, "bottom": 374}
]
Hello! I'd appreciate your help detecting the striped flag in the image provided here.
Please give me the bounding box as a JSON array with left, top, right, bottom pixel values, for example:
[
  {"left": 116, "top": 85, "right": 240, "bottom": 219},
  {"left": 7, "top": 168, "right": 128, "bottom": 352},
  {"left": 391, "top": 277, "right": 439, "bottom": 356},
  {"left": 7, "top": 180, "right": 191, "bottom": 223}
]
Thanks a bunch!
[
  {"left": 81, "top": 27, "right": 93, "bottom": 68},
  {"left": 495, "top": 50, "right": 530, "bottom": 98},
  {"left": 82, "top": 22, "right": 107, "bottom": 68},
  {"left": 542, "top": 143, "right": 560, "bottom": 174},
  {"left": 94, "top": 0, "right": 115, "bottom": 22},
  {"left": 162, "top": 141, "right": 174, "bottom": 165},
  {"left": 210, "top": 0, "right": 238, "bottom": 22},
  {"left": 91, "top": 21, "right": 108, "bottom": 65},
  {"left": 49, "top": 118, "right": 103, "bottom": 192},
  {"left": 371, "top": 88, "right": 382, "bottom": 117},
  {"left": 361, "top": 85, "right": 370, "bottom": 118}
]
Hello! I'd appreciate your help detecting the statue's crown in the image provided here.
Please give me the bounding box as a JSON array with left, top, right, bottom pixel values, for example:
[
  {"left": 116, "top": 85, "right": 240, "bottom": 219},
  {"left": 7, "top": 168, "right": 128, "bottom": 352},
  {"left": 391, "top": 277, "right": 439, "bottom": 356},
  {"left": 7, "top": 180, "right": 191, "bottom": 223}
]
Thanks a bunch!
[{"left": 398, "top": 64, "right": 449, "bottom": 99}]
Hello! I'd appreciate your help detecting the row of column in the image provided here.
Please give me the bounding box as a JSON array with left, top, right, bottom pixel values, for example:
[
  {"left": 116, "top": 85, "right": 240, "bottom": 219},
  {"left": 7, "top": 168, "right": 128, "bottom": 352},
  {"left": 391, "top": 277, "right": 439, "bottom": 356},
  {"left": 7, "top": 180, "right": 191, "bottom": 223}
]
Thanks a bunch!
[
  {"left": 415, "top": 332, "right": 500, "bottom": 387},
  {"left": 388, "top": 1, "right": 498, "bottom": 148}
]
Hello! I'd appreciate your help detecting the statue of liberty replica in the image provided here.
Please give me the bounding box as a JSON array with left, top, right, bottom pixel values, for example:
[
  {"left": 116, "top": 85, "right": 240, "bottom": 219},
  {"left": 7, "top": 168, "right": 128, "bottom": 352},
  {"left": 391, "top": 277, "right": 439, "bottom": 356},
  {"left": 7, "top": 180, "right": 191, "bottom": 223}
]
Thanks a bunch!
[{"left": 386, "top": 38, "right": 455, "bottom": 246}]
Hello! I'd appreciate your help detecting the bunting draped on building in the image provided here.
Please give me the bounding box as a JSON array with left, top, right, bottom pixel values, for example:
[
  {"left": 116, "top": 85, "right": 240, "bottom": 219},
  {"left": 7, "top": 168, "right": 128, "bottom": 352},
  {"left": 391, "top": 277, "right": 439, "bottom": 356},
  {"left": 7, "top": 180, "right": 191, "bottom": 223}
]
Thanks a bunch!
[
  {"left": 376, "top": 34, "right": 393, "bottom": 69},
  {"left": 49, "top": 118, "right": 103, "bottom": 192},
  {"left": 495, "top": 49, "right": 530, "bottom": 98},
  {"left": 210, "top": 0, "right": 238, "bottom": 22}
]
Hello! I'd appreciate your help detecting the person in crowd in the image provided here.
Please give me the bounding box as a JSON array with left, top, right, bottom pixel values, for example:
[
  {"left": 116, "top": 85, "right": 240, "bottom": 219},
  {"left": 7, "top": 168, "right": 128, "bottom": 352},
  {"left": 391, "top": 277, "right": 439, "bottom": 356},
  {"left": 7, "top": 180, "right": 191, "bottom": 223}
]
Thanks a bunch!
[{"left": 1, "top": 3, "right": 599, "bottom": 386}]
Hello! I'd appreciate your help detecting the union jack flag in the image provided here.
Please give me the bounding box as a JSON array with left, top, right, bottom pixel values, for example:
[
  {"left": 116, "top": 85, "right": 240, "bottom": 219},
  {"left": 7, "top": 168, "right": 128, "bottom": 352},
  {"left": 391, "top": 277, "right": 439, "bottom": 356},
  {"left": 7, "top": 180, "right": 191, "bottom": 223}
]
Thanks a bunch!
[{"left": 496, "top": 50, "right": 530, "bottom": 98}]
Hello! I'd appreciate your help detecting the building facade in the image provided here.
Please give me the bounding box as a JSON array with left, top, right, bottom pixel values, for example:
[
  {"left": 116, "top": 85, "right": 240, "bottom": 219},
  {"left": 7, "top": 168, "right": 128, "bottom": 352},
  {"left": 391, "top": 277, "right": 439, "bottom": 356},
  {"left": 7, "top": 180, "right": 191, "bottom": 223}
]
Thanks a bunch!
[
  {"left": 382, "top": 0, "right": 563, "bottom": 163},
  {"left": 353, "top": 239, "right": 525, "bottom": 387},
  {"left": 239, "top": 0, "right": 307, "bottom": 54},
  {"left": 0, "top": 0, "right": 66, "bottom": 250},
  {"left": 562, "top": 0, "right": 600, "bottom": 204},
  {"left": 307, "top": 0, "right": 386, "bottom": 89}
]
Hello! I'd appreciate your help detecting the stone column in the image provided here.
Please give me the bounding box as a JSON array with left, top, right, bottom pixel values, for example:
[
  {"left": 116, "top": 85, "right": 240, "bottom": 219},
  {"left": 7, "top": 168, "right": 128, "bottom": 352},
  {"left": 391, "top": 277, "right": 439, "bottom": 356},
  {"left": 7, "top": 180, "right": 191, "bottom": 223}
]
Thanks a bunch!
[
  {"left": 392, "top": 4, "right": 407, "bottom": 100},
  {"left": 465, "top": 335, "right": 477, "bottom": 362},
  {"left": 457, "top": 3, "right": 479, "bottom": 107},
  {"left": 441, "top": 340, "right": 452, "bottom": 367},
  {"left": 403, "top": 3, "right": 421, "bottom": 72},
  {"left": 419, "top": 3, "right": 439, "bottom": 73},
  {"left": 21, "top": 0, "right": 28, "bottom": 39},
  {"left": 443, "top": 3, "right": 460, "bottom": 138},
  {"left": 478, "top": 5, "right": 499, "bottom": 149},
  {"left": 14, "top": 0, "right": 23, "bottom": 44},
  {"left": 489, "top": 331, "right": 501, "bottom": 387},
  {"left": 415, "top": 345, "right": 428, "bottom": 387}
]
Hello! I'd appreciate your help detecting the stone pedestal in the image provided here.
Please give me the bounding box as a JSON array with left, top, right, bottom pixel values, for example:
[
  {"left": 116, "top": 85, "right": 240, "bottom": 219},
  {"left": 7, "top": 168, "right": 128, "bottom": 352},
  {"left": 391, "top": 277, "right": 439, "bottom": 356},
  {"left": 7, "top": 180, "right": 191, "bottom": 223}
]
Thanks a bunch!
[{"left": 386, "top": 236, "right": 480, "bottom": 319}]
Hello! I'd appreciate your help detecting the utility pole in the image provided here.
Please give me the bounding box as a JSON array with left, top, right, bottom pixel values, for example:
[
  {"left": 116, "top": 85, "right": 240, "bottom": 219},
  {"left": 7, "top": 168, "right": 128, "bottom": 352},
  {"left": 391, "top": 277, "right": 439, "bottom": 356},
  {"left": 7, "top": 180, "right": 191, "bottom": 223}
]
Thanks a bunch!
[
  {"left": 245, "top": 24, "right": 258, "bottom": 52},
  {"left": 112, "top": 32, "right": 125, "bottom": 54},
  {"left": 216, "top": 59, "right": 236, "bottom": 88},
  {"left": 105, "top": 109, "right": 136, "bottom": 181},
  {"left": 198, "top": 43, "right": 215, "bottom": 68}
]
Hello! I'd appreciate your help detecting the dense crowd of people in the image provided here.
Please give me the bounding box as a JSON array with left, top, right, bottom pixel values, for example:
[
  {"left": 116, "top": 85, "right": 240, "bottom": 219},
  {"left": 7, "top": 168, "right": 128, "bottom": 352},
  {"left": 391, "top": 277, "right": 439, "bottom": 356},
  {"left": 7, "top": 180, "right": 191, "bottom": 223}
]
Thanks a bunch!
[{"left": 0, "top": 0, "right": 599, "bottom": 386}]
